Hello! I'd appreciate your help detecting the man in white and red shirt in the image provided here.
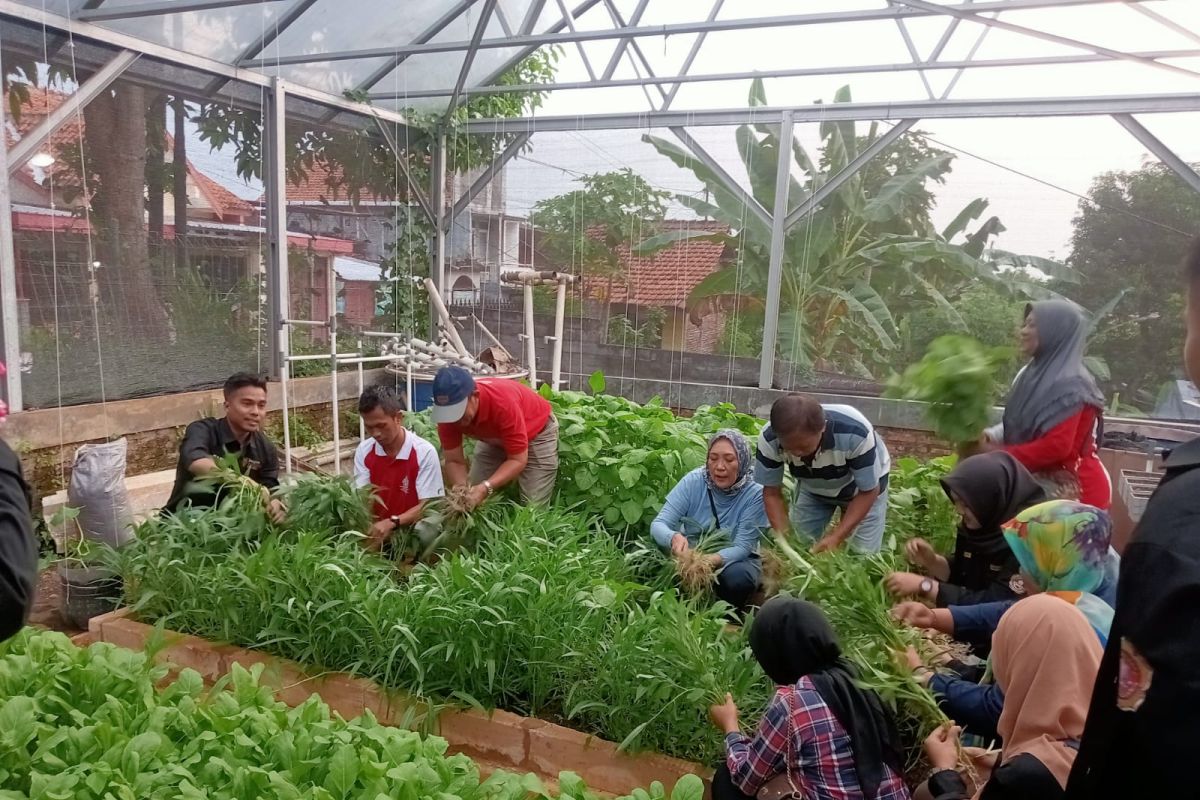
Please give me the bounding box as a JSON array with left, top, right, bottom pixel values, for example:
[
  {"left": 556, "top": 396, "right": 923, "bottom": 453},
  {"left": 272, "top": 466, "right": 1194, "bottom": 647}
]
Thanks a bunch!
[
  {"left": 431, "top": 366, "right": 559, "bottom": 508},
  {"left": 353, "top": 386, "right": 444, "bottom": 551}
]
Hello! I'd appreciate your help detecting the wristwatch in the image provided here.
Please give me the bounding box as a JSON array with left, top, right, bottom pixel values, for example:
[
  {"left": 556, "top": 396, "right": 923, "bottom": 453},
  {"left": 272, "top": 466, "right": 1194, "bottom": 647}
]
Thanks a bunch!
[
  {"left": 919, "top": 578, "right": 934, "bottom": 597},
  {"left": 483, "top": 479, "right": 495, "bottom": 496},
  {"left": 389, "top": 514, "right": 401, "bottom": 530}
]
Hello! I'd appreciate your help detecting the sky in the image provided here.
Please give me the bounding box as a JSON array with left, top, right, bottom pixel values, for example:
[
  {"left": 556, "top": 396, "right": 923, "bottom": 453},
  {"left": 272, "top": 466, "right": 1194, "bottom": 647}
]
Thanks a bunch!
[{"left": 164, "top": 0, "right": 1200, "bottom": 260}]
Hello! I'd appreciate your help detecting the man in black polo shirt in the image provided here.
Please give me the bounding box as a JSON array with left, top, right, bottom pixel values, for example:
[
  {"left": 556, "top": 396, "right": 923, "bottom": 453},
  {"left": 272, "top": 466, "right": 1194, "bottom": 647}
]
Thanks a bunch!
[
  {"left": 162, "top": 372, "right": 285, "bottom": 520},
  {"left": 1066, "top": 237, "right": 1200, "bottom": 799}
]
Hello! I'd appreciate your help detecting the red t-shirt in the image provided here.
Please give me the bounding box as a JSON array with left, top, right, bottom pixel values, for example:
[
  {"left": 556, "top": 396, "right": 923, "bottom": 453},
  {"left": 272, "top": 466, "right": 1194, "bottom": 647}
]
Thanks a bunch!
[
  {"left": 437, "top": 379, "right": 552, "bottom": 456},
  {"left": 353, "top": 430, "right": 444, "bottom": 521},
  {"left": 1005, "top": 405, "right": 1111, "bottom": 509}
]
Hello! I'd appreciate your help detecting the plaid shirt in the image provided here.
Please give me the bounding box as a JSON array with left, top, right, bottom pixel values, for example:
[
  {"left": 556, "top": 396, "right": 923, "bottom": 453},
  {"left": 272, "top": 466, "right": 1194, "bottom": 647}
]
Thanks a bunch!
[{"left": 724, "top": 678, "right": 910, "bottom": 800}]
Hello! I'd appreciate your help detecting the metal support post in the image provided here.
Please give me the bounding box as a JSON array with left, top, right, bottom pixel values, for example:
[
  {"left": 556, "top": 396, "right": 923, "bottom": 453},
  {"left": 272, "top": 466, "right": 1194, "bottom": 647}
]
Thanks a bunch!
[
  {"left": 759, "top": 110, "right": 793, "bottom": 391},
  {"left": 430, "top": 132, "right": 448, "bottom": 339},
  {"left": 0, "top": 97, "right": 23, "bottom": 412},
  {"left": 265, "top": 78, "right": 290, "bottom": 380},
  {"left": 328, "top": 259, "right": 341, "bottom": 474},
  {"left": 669, "top": 126, "right": 772, "bottom": 231}
]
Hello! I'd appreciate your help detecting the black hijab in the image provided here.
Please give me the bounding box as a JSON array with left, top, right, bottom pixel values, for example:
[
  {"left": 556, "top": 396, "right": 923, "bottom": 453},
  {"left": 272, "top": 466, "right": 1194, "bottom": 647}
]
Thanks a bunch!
[
  {"left": 749, "top": 596, "right": 903, "bottom": 798},
  {"left": 941, "top": 452, "right": 1047, "bottom": 556}
]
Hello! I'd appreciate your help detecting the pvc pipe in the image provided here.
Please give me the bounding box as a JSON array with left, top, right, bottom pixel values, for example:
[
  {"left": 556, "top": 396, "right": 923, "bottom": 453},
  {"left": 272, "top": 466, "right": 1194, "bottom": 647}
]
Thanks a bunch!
[
  {"left": 278, "top": 327, "right": 293, "bottom": 474},
  {"left": 472, "top": 314, "right": 509, "bottom": 355},
  {"left": 334, "top": 355, "right": 406, "bottom": 366},
  {"left": 406, "top": 359, "right": 414, "bottom": 415},
  {"left": 408, "top": 338, "right": 492, "bottom": 372},
  {"left": 357, "top": 361, "right": 365, "bottom": 442},
  {"left": 282, "top": 318, "right": 328, "bottom": 327},
  {"left": 523, "top": 282, "right": 536, "bottom": 387},
  {"left": 423, "top": 276, "right": 470, "bottom": 357},
  {"left": 286, "top": 352, "right": 361, "bottom": 363},
  {"left": 549, "top": 278, "right": 566, "bottom": 390}
]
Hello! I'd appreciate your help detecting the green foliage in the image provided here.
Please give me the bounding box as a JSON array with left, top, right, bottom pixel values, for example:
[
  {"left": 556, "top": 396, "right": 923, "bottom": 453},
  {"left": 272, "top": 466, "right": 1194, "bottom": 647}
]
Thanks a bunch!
[
  {"left": 550, "top": 391, "right": 761, "bottom": 535},
  {"left": 530, "top": 169, "right": 670, "bottom": 283},
  {"left": 607, "top": 308, "right": 665, "bottom": 348},
  {"left": 1061, "top": 163, "right": 1198, "bottom": 409},
  {"left": 265, "top": 412, "right": 325, "bottom": 451},
  {"left": 642, "top": 80, "right": 1046, "bottom": 378},
  {"left": 280, "top": 473, "right": 375, "bottom": 535},
  {"left": 375, "top": 207, "right": 433, "bottom": 338},
  {"left": 0, "top": 628, "right": 693, "bottom": 800},
  {"left": 886, "top": 456, "right": 959, "bottom": 556},
  {"left": 887, "top": 336, "right": 1011, "bottom": 444},
  {"left": 898, "top": 284, "right": 1025, "bottom": 386}
]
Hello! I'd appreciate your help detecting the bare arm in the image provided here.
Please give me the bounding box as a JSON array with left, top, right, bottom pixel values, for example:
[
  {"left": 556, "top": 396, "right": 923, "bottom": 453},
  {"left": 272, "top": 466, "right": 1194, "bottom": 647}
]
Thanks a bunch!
[
  {"left": 443, "top": 446, "right": 469, "bottom": 489},
  {"left": 929, "top": 554, "right": 951, "bottom": 581},
  {"left": 394, "top": 500, "right": 426, "bottom": 528},
  {"left": 188, "top": 457, "right": 218, "bottom": 477},
  {"left": 763, "top": 485, "right": 790, "bottom": 534}
]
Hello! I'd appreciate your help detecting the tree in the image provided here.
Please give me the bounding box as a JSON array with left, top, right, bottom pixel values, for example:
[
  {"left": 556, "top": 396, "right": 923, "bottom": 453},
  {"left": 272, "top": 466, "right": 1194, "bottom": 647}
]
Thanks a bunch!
[
  {"left": 1060, "top": 162, "right": 1200, "bottom": 408},
  {"left": 640, "top": 80, "right": 1015, "bottom": 377},
  {"left": 529, "top": 168, "right": 670, "bottom": 329}
]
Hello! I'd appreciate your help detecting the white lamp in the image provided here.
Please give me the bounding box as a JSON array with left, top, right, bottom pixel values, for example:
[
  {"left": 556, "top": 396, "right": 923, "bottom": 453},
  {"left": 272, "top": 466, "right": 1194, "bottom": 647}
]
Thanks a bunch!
[{"left": 29, "top": 152, "right": 56, "bottom": 168}]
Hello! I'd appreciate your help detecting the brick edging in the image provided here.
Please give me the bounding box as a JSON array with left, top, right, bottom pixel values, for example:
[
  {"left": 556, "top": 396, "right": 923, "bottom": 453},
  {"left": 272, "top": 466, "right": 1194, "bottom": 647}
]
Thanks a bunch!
[{"left": 87, "top": 609, "right": 711, "bottom": 797}]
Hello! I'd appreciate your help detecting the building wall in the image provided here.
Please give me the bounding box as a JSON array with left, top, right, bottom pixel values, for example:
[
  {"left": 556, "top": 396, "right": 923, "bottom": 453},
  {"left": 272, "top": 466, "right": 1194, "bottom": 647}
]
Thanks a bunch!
[
  {"left": 661, "top": 307, "right": 723, "bottom": 354},
  {"left": 342, "top": 281, "right": 377, "bottom": 328}
]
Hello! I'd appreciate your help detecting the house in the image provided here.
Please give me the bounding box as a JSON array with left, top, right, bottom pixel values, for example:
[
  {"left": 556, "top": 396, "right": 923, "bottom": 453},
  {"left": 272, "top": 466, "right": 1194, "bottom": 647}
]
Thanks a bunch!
[
  {"left": 332, "top": 255, "right": 384, "bottom": 328},
  {"left": 582, "top": 221, "right": 731, "bottom": 354}
]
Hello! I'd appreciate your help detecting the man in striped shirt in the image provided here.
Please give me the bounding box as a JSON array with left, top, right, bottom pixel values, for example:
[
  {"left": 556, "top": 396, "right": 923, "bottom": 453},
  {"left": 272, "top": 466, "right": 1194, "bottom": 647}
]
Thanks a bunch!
[{"left": 755, "top": 394, "right": 890, "bottom": 553}]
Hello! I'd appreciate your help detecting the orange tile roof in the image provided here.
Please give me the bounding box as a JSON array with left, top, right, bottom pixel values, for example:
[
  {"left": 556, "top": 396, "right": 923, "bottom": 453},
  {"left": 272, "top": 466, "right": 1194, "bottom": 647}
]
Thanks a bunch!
[
  {"left": 585, "top": 221, "right": 730, "bottom": 309},
  {"left": 5, "top": 86, "right": 254, "bottom": 220}
]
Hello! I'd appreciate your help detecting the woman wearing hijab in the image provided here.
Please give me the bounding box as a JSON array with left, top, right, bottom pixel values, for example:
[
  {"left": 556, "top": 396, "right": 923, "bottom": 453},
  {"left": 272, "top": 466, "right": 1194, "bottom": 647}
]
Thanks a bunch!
[
  {"left": 894, "top": 501, "right": 1118, "bottom": 741},
  {"left": 886, "top": 453, "right": 1046, "bottom": 608},
  {"left": 985, "top": 300, "right": 1109, "bottom": 509},
  {"left": 710, "top": 596, "right": 910, "bottom": 800},
  {"left": 922, "top": 594, "right": 1103, "bottom": 800},
  {"left": 651, "top": 430, "right": 767, "bottom": 610}
]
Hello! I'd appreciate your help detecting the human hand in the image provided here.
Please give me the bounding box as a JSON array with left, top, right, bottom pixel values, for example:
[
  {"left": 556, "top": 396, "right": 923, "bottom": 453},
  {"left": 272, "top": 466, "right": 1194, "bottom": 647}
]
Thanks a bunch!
[
  {"left": 895, "top": 645, "right": 925, "bottom": 673},
  {"left": 812, "top": 535, "right": 841, "bottom": 554},
  {"left": 467, "top": 484, "right": 489, "bottom": 510},
  {"left": 704, "top": 553, "right": 723, "bottom": 570},
  {"left": 671, "top": 533, "right": 689, "bottom": 555},
  {"left": 891, "top": 601, "right": 937, "bottom": 629},
  {"left": 905, "top": 538, "right": 937, "bottom": 571},
  {"left": 708, "top": 693, "right": 740, "bottom": 734},
  {"left": 266, "top": 498, "right": 288, "bottom": 525},
  {"left": 923, "top": 724, "right": 962, "bottom": 772},
  {"left": 365, "top": 518, "right": 396, "bottom": 552},
  {"left": 885, "top": 571, "right": 934, "bottom": 599}
]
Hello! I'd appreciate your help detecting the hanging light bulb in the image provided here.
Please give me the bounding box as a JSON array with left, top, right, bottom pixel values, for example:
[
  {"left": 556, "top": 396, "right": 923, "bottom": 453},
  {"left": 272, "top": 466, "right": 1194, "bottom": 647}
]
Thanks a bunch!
[{"left": 29, "top": 152, "right": 56, "bottom": 168}]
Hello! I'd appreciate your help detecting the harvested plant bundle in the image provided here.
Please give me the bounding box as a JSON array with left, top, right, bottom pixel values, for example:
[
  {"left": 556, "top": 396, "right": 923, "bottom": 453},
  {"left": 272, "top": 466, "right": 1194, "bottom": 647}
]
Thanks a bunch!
[{"left": 674, "top": 548, "right": 717, "bottom": 595}]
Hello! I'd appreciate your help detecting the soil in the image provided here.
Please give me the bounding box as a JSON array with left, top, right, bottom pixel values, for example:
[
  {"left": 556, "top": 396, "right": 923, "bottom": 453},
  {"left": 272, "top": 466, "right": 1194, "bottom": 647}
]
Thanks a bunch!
[{"left": 28, "top": 566, "right": 86, "bottom": 636}]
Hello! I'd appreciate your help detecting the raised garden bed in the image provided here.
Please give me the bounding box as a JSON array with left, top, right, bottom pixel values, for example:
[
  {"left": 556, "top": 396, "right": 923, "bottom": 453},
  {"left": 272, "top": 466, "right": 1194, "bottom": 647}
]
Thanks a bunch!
[{"left": 88, "top": 607, "right": 711, "bottom": 797}]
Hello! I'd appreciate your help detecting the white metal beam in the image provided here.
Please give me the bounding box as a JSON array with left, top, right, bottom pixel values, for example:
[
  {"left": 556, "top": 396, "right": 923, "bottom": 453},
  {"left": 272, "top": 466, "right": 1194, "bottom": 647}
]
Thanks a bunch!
[
  {"left": 0, "top": 0, "right": 412, "bottom": 127},
  {"left": 204, "top": 0, "right": 320, "bottom": 95},
  {"left": 669, "top": 126, "right": 773, "bottom": 231},
  {"left": 784, "top": 120, "right": 919, "bottom": 231},
  {"left": 353, "top": 0, "right": 480, "bottom": 94},
  {"left": 0, "top": 89, "right": 23, "bottom": 411},
  {"left": 265, "top": 78, "right": 290, "bottom": 381},
  {"left": 78, "top": 0, "right": 284, "bottom": 22},
  {"left": 662, "top": 0, "right": 725, "bottom": 110},
  {"left": 892, "top": 0, "right": 1200, "bottom": 80},
  {"left": 1112, "top": 113, "right": 1200, "bottom": 194},
  {"left": 458, "top": 91, "right": 1200, "bottom": 132},
  {"left": 468, "top": 0, "right": 602, "bottom": 98},
  {"left": 940, "top": 11, "right": 994, "bottom": 99},
  {"left": 7, "top": 50, "right": 139, "bottom": 174},
  {"left": 600, "top": 0, "right": 649, "bottom": 80},
  {"left": 370, "top": 48, "right": 1200, "bottom": 100},
  {"left": 447, "top": 133, "right": 532, "bottom": 229},
  {"left": 238, "top": 0, "right": 1135, "bottom": 66},
  {"left": 445, "top": 0, "right": 498, "bottom": 121},
  {"left": 1128, "top": 3, "right": 1200, "bottom": 47},
  {"left": 555, "top": 0, "right": 598, "bottom": 81},
  {"left": 369, "top": 114, "right": 437, "bottom": 224},
  {"left": 759, "top": 110, "right": 794, "bottom": 390}
]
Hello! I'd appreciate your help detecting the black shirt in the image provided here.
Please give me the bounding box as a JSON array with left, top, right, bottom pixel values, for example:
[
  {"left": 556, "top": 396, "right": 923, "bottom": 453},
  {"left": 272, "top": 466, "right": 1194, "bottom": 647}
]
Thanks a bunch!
[
  {"left": 1067, "top": 436, "right": 1200, "bottom": 800},
  {"left": 931, "top": 754, "right": 1065, "bottom": 800},
  {"left": 162, "top": 418, "right": 280, "bottom": 514},
  {"left": 936, "top": 535, "right": 1022, "bottom": 608},
  {"left": 0, "top": 440, "right": 35, "bottom": 642}
]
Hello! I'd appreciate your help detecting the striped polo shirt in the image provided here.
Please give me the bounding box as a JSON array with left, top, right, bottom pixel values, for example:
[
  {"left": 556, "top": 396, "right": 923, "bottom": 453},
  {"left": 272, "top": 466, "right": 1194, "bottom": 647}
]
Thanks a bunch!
[{"left": 754, "top": 404, "right": 890, "bottom": 501}]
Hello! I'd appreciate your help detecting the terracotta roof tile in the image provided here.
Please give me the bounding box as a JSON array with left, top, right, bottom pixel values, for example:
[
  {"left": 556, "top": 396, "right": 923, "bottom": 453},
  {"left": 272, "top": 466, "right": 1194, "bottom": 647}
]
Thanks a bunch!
[{"left": 585, "top": 221, "right": 729, "bottom": 309}]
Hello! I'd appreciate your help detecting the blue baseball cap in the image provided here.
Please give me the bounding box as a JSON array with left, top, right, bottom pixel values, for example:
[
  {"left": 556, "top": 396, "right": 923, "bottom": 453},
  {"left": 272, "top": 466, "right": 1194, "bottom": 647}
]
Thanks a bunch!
[{"left": 431, "top": 366, "right": 476, "bottom": 423}]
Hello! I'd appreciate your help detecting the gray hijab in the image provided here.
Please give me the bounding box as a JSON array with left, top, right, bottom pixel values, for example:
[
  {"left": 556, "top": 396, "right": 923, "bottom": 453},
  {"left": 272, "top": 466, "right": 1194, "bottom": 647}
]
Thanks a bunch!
[{"left": 1002, "top": 300, "right": 1105, "bottom": 445}]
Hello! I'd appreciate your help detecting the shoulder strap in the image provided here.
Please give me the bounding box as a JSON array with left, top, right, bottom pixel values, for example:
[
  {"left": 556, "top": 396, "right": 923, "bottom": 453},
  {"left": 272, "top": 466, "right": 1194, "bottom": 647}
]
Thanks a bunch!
[{"left": 707, "top": 488, "right": 722, "bottom": 529}]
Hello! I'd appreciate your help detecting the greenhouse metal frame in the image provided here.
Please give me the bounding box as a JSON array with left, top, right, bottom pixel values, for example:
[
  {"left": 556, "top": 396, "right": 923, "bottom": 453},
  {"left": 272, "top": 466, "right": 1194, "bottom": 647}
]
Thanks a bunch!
[{"left": 2, "top": 0, "right": 1199, "bottom": 410}]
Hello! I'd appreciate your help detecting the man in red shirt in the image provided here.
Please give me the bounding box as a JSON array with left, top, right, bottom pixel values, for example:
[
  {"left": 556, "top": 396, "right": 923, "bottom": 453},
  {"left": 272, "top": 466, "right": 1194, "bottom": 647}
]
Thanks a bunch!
[
  {"left": 431, "top": 366, "right": 559, "bottom": 508},
  {"left": 353, "top": 386, "right": 444, "bottom": 551}
]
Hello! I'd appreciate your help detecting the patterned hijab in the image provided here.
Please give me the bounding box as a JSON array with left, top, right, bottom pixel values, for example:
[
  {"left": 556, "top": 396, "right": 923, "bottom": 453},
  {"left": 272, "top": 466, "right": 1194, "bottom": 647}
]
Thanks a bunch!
[
  {"left": 703, "top": 429, "right": 754, "bottom": 496},
  {"left": 988, "top": 594, "right": 1102, "bottom": 796},
  {"left": 1001, "top": 300, "right": 1104, "bottom": 445},
  {"left": 1002, "top": 500, "right": 1117, "bottom": 641}
]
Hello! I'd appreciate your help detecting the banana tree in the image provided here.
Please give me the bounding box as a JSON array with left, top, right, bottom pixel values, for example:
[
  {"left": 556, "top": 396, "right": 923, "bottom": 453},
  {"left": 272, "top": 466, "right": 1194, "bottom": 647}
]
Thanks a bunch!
[{"left": 638, "top": 80, "right": 1010, "bottom": 377}]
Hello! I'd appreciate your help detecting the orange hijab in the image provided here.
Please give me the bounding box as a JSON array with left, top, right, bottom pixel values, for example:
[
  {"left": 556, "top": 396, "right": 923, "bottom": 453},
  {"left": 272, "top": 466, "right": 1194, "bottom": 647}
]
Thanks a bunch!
[{"left": 989, "top": 593, "right": 1102, "bottom": 792}]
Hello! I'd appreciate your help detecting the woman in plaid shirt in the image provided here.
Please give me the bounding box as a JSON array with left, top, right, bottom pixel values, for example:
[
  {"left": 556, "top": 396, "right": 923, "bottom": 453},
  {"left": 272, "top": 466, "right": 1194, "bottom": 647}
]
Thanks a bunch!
[{"left": 710, "top": 597, "right": 910, "bottom": 800}]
